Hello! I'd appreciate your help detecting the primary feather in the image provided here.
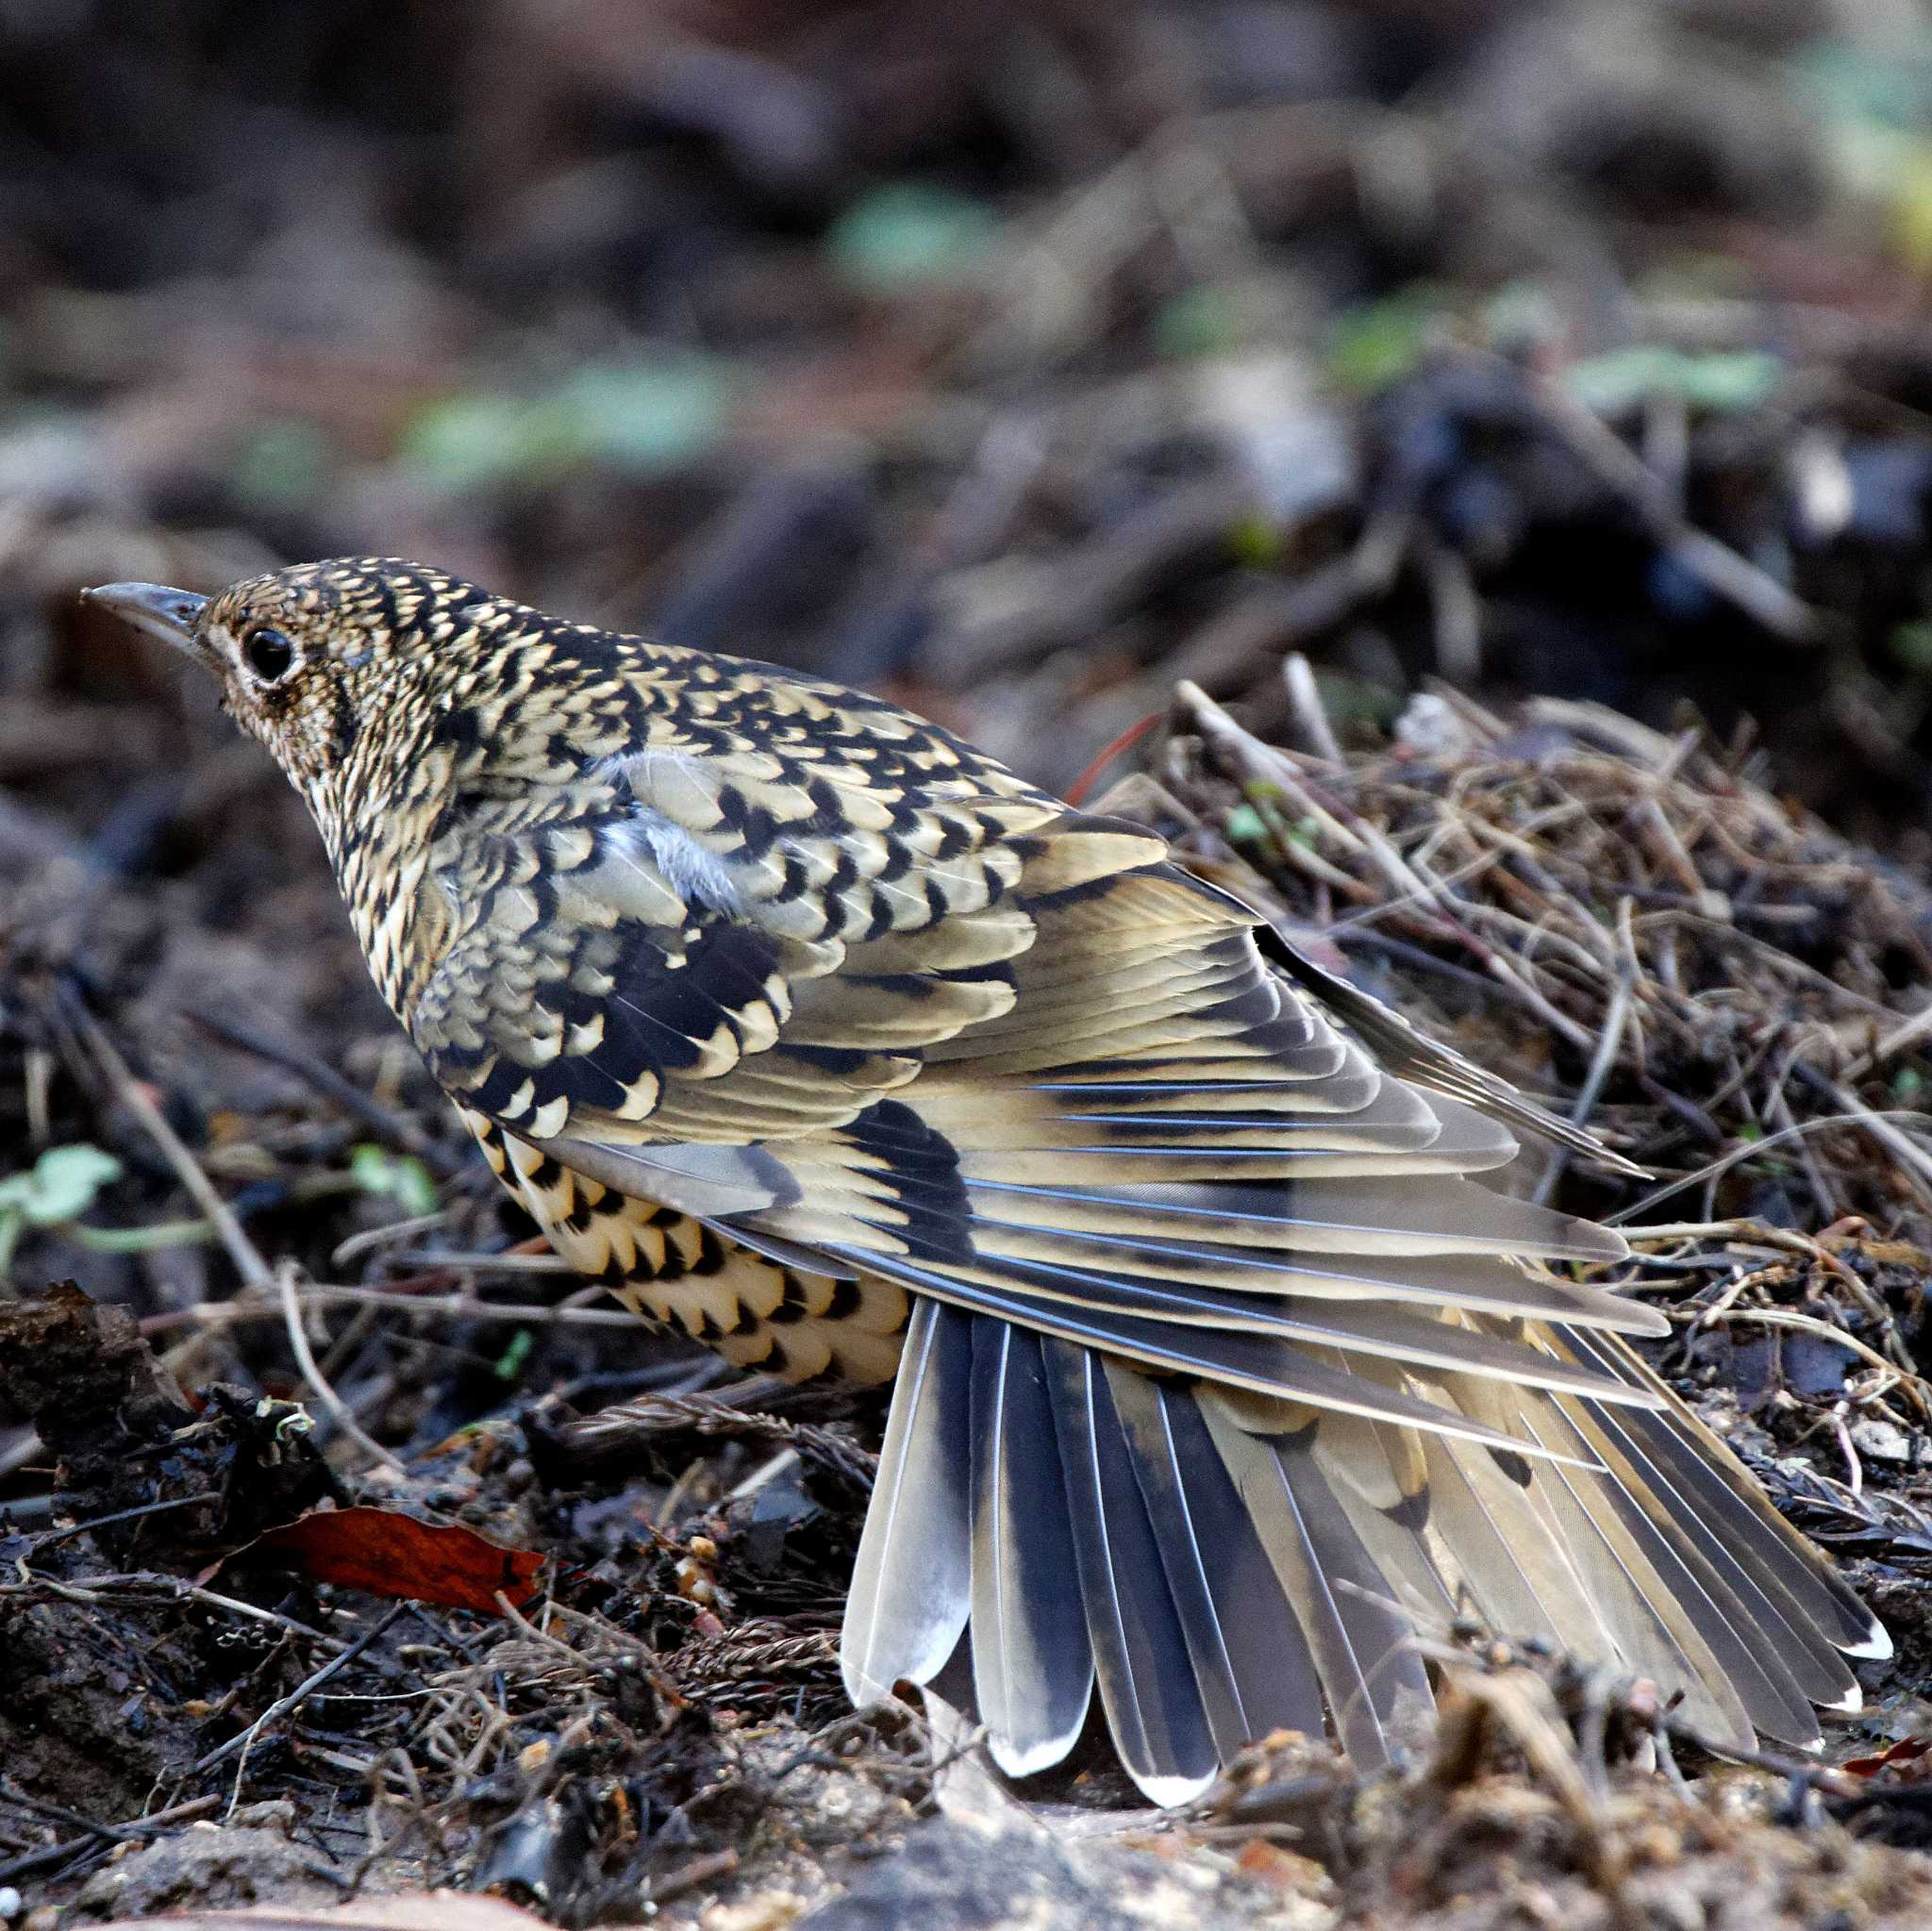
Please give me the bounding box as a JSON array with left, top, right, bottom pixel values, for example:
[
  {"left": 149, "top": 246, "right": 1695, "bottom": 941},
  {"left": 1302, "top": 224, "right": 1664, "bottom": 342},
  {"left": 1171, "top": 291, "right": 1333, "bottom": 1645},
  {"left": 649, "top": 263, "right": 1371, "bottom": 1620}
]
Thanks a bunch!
[{"left": 92, "top": 557, "right": 1887, "bottom": 1803}]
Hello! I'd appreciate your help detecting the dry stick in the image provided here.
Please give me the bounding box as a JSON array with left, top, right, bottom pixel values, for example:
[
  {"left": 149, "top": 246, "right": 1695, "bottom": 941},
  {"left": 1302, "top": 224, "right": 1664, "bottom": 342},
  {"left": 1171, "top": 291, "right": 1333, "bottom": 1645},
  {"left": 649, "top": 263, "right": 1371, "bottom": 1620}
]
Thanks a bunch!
[
  {"left": 1169, "top": 508, "right": 1411, "bottom": 697},
  {"left": 1170, "top": 518, "right": 1411, "bottom": 691},
  {"left": 950, "top": 474, "right": 1261, "bottom": 675},
  {"left": 1450, "top": 874, "right": 1619, "bottom": 981},
  {"left": 395, "top": 1247, "right": 575, "bottom": 1273},
  {"left": 142, "top": 1283, "right": 647, "bottom": 1338},
  {"left": 275, "top": 1261, "right": 404, "bottom": 1473},
  {"left": 1282, "top": 652, "right": 1345, "bottom": 767},
  {"left": 1519, "top": 697, "right": 1690, "bottom": 774},
  {"left": 1630, "top": 1215, "right": 1918, "bottom": 1387},
  {"left": 960, "top": 147, "right": 1158, "bottom": 372},
  {"left": 25, "top": 1491, "right": 216, "bottom": 1550},
  {"left": 1533, "top": 960, "right": 1636, "bottom": 1207},
  {"left": 187, "top": 1008, "right": 462, "bottom": 1176},
  {"left": 198, "top": 1603, "right": 407, "bottom": 1804},
  {"left": 331, "top": 1209, "right": 448, "bottom": 1269},
  {"left": 1841, "top": 1002, "right": 1932, "bottom": 1082},
  {"left": 1679, "top": 1307, "right": 1932, "bottom": 1418},
  {"left": 1765, "top": 1078, "right": 1840, "bottom": 1229},
  {"left": 831, "top": 414, "right": 1046, "bottom": 686},
  {"left": 0, "top": 1796, "right": 224, "bottom": 1886},
  {"left": 1187, "top": 683, "right": 1601, "bottom": 1057},
  {"left": 1793, "top": 1064, "right": 1932, "bottom": 1216},
  {"left": 1, "top": 1570, "right": 348, "bottom": 1650},
  {"left": 649, "top": 1850, "right": 743, "bottom": 1907},
  {"left": 1328, "top": 813, "right": 1578, "bottom": 933},
  {"left": 1525, "top": 364, "right": 1818, "bottom": 644},
  {"left": 24, "top": 1043, "right": 52, "bottom": 1145},
  {"left": 1420, "top": 533, "right": 1482, "bottom": 683},
  {"left": 724, "top": 1446, "right": 802, "bottom": 1505},
  {"left": 71, "top": 1006, "right": 274, "bottom": 1290},
  {"left": 1182, "top": 681, "right": 1383, "bottom": 868},
  {"left": 1629, "top": 1218, "right": 1898, "bottom": 1317},
  {"left": 1628, "top": 1219, "right": 1829, "bottom": 1250},
  {"left": 1707, "top": 918, "right": 1905, "bottom": 1023},
  {"left": 1608, "top": 1111, "right": 1932, "bottom": 1226}
]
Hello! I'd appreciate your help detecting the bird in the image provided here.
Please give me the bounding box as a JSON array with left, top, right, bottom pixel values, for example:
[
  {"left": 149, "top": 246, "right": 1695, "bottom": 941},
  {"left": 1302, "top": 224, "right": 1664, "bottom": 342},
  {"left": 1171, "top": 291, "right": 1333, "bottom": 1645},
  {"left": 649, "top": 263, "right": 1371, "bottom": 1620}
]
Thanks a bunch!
[{"left": 87, "top": 557, "right": 1887, "bottom": 1803}]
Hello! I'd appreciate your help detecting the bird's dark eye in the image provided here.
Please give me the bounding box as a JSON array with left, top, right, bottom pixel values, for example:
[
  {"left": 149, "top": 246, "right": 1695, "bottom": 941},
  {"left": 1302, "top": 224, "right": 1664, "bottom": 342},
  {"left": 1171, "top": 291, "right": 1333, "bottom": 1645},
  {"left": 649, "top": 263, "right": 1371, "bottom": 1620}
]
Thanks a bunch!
[{"left": 243, "top": 626, "right": 296, "bottom": 683}]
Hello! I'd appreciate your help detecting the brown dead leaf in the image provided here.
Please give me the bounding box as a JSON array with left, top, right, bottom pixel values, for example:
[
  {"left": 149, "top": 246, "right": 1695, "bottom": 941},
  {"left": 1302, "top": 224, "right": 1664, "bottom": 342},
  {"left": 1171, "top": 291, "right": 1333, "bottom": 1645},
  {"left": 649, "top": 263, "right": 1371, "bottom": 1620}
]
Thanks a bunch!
[
  {"left": 1842, "top": 1736, "right": 1932, "bottom": 1780},
  {"left": 225, "top": 1505, "right": 542, "bottom": 1613}
]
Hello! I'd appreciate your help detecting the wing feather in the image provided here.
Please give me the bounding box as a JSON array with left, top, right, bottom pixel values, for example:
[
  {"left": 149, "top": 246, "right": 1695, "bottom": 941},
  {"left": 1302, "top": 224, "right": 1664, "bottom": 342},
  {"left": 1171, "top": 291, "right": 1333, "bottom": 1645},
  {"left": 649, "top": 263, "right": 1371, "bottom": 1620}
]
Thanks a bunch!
[{"left": 415, "top": 682, "right": 1875, "bottom": 1788}]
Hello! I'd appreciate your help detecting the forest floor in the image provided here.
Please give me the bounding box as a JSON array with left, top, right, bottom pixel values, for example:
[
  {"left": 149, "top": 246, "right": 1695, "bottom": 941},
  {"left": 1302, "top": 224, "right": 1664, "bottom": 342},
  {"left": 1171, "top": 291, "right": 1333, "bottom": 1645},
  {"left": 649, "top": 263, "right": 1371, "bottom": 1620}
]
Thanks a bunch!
[{"left": 13, "top": 3, "right": 1932, "bottom": 1925}]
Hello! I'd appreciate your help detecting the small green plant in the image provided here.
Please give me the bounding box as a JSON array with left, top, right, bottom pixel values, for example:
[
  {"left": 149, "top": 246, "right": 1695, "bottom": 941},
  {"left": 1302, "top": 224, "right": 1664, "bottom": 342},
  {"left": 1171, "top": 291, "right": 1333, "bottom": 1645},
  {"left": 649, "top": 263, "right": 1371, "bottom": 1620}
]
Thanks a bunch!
[
  {"left": 493, "top": 1328, "right": 536, "bottom": 1383},
  {"left": 824, "top": 182, "right": 1001, "bottom": 295},
  {"left": 1563, "top": 346, "right": 1781, "bottom": 415},
  {"left": 348, "top": 1143, "right": 441, "bottom": 1218},
  {"left": 0, "top": 1143, "right": 122, "bottom": 1274},
  {"left": 0, "top": 1143, "right": 229, "bottom": 1273},
  {"left": 1324, "top": 286, "right": 1448, "bottom": 393}
]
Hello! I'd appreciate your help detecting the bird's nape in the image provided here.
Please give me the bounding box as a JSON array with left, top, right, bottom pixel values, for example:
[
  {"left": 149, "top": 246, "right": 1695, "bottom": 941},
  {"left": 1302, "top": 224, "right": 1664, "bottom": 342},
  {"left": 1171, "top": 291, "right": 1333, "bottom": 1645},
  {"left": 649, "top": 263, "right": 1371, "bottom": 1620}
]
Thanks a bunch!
[{"left": 87, "top": 556, "right": 1888, "bottom": 1803}]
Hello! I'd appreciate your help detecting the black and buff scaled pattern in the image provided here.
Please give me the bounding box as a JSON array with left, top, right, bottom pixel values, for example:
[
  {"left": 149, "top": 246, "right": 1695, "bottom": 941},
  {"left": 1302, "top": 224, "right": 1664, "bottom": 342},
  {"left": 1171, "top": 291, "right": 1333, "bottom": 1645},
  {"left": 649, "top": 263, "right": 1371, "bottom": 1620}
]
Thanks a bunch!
[{"left": 90, "top": 555, "right": 1889, "bottom": 1805}]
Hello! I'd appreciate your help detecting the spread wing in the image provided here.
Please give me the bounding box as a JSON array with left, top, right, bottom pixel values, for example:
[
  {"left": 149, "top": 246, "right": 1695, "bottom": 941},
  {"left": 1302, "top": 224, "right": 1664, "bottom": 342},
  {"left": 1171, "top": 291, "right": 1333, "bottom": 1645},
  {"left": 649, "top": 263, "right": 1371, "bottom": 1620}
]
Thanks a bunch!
[
  {"left": 768, "top": 830, "right": 1877, "bottom": 1795},
  {"left": 405, "top": 675, "right": 1141, "bottom": 1188},
  {"left": 404, "top": 659, "right": 1880, "bottom": 1801},
  {"left": 405, "top": 669, "right": 1633, "bottom": 1439}
]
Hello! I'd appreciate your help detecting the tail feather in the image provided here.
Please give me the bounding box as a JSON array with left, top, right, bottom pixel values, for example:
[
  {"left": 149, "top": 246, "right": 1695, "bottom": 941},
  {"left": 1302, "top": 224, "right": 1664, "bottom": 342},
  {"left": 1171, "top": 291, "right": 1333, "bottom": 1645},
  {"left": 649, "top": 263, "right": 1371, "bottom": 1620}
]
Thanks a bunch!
[
  {"left": 1412, "top": 1426, "right": 1611, "bottom": 1652},
  {"left": 1305, "top": 1416, "right": 1462, "bottom": 1635},
  {"left": 1107, "top": 1365, "right": 1329, "bottom": 1756},
  {"left": 837, "top": 1294, "right": 1874, "bottom": 1787},
  {"left": 1200, "top": 1399, "right": 1437, "bottom": 1768},
  {"left": 1042, "top": 1341, "right": 1220, "bottom": 1801},
  {"left": 968, "top": 1322, "right": 1094, "bottom": 1774},
  {"left": 841, "top": 1298, "right": 974, "bottom": 1704}
]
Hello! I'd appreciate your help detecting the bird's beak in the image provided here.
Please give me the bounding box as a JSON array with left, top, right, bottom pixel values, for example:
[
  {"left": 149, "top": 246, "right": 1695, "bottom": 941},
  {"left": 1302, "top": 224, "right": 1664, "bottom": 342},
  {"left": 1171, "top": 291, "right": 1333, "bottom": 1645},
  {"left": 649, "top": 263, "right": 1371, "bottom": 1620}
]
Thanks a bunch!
[{"left": 81, "top": 581, "right": 211, "bottom": 661}]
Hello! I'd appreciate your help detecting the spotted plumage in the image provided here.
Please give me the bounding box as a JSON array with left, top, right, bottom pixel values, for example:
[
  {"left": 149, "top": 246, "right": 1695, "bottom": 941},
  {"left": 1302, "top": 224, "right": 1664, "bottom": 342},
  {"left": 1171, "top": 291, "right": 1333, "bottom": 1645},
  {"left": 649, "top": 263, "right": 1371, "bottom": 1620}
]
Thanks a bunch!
[
  {"left": 89, "top": 557, "right": 1887, "bottom": 1804},
  {"left": 470, "top": 1111, "right": 907, "bottom": 1383}
]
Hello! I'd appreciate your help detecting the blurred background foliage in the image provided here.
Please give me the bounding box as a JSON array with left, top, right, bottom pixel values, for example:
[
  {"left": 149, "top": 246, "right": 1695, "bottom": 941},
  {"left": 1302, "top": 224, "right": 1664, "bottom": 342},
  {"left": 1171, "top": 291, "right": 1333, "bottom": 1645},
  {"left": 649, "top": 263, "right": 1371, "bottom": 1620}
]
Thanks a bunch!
[{"left": 5, "top": 0, "right": 1932, "bottom": 843}]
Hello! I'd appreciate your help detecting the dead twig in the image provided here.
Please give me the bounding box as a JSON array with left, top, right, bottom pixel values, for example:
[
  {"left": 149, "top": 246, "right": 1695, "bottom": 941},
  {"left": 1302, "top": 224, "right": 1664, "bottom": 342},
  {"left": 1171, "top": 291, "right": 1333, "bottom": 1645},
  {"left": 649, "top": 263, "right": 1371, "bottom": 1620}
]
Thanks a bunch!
[
  {"left": 275, "top": 1260, "right": 404, "bottom": 1472},
  {"left": 66, "top": 998, "right": 274, "bottom": 1290}
]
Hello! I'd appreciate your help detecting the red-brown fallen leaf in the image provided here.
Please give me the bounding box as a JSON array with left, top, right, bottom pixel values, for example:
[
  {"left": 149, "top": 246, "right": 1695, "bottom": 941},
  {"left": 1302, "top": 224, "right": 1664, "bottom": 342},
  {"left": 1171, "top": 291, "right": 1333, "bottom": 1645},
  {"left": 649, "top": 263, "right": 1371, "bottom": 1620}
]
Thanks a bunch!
[
  {"left": 226, "top": 1506, "right": 542, "bottom": 1614},
  {"left": 1842, "top": 1735, "right": 1932, "bottom": 1780},
  {"left": 87, "top": 1890, "right": 548, "bottom": 1931}
]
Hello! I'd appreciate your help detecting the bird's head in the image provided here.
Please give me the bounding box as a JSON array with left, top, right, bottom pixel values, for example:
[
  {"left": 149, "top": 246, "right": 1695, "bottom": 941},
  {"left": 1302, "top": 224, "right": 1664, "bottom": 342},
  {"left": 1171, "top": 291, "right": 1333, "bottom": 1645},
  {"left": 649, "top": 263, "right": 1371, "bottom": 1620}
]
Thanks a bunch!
[
  {"left": 86, "top": 555, "right": 624, "bottom": 1008},
  {"left": 82, "top": 558, "right": 493, "bottom": 802}
]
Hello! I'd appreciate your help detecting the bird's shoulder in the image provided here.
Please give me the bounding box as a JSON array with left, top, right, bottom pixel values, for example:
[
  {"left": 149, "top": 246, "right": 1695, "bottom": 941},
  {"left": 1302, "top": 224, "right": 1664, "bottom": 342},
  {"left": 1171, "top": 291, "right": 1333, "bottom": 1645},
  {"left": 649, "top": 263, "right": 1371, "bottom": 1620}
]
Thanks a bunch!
[
  {"left": 402, "top": 627, "right": 1172, "bottom": 1157},
  {"left": 448, "top": 603, "right": 1054, "bottom": 814},
  {"left": 428, "top": 626, "right": 1096, "bottom": 947}
]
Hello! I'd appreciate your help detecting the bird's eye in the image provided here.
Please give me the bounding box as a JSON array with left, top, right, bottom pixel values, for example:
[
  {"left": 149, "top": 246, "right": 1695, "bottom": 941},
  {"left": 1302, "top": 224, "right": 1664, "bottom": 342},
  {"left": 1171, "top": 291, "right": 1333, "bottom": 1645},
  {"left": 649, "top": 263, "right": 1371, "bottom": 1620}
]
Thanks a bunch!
[{"left": 243, "top": 626, "right": 296, "bottom": 683}]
